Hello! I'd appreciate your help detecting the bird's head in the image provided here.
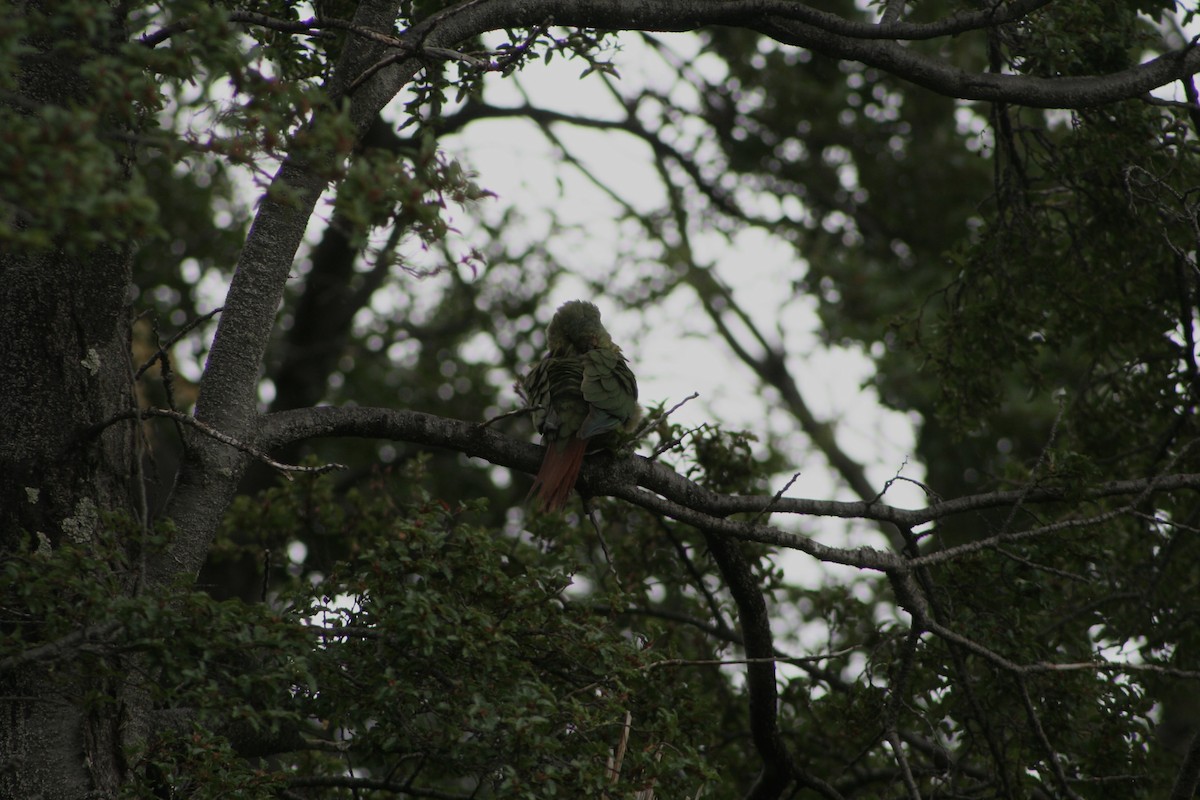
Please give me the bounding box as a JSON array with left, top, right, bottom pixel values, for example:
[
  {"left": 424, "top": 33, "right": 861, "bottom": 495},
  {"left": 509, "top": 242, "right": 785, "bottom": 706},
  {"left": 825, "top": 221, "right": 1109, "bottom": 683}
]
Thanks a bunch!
[{"left": 546, "top": 300, "right": 612, "bottom": 352}]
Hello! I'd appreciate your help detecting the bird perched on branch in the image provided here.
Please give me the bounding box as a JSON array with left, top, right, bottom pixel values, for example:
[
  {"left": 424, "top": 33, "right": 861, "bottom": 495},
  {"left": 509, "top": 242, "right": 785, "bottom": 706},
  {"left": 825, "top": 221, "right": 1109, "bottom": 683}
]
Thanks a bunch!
[{"left": 521, "top": 300, "right": 640, "bottom": 511}]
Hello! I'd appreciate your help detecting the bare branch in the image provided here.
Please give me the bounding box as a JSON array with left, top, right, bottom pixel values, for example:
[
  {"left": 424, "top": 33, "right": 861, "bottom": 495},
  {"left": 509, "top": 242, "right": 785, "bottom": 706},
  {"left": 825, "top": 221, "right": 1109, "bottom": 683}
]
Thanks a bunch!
[
  {"left": 908, "top": 507, "right": 1130, "bottom": 569},
  {"left": 633, "top": 391, "right": 700, "bottom": 441},
  {"left": 92, "top": 408, "right": 347, "bottom": 479},
  {"left": 1017, "top": 677, "right": 1086, "bottom": 800},
  {"left": 479, "top": 405, "right": 534, "bottom": 428},
  {"left": 643, "top": 650, "right": 857, "bottom": 670},
  {"left": 144, "top": 11, "right": 413, "bottom": 49},
  {"left": 659, "top": 522, "right": 736, "bottom": 638},
  {"left": 287, "top": 775, "right": 469, "bottom": 800},
  {"left": 134, "top": 307, "right": 224, "bottom": 381},
  {"left": 749, "top": 471, "right": 802, "bottom": 525}
]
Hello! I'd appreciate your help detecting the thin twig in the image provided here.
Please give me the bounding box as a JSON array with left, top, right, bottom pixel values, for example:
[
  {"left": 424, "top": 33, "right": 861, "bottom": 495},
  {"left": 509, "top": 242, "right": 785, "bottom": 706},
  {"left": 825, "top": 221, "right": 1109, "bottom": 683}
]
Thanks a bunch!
[
  {"left": 587, "top": 503, "right": 622, "bottom": 589},
  {"left": 750, "top": 470, "right": 802, "bottom": 525},
  {"left": 926, "top": 615, "right": 1200, "bottom": 680},
  {"left": 86, "top": 408, "right": 346, "bottom": 480},
  {"left": 135, "top": 306, "right": 224, "bottom": 381},
  {"left": 999, "top": 395, "right": 1066, "bottom": 534},
  {"left": 870, "top": 457, "right": 941, "bottom": 505},
  {"left": 661, "top": 521, "right": 736, "bottom": 640},
  {"left": 632, "top": 391, "right": 699, "bottom": 440},
  {"left": 1017, "top": 676, "right": 1086, "bottom": 800},
  {"left": 882, "top": 627, "right": 924, "bottom": 800},
  {"left": 642, "top": 649, "right": 857, "bottom": 671},
  {"left": 143, "top": 12, "right": 392, "bottom": 49},
  {"left": 347, "top": 24, "right": 549, "bottom": 94},
  {"left": 479, "top": 405, "right": 534, "bottom": 428},
  {"left": 650, "top": 422, "right": 708, "bottom": 460}
]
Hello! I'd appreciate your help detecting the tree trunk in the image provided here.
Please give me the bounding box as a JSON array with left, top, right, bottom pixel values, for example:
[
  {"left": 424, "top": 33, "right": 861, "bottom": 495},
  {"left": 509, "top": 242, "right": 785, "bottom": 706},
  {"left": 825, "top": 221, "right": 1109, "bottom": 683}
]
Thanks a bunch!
[{"left": 0, "top": 4, "right": 138, "bottom": 797}]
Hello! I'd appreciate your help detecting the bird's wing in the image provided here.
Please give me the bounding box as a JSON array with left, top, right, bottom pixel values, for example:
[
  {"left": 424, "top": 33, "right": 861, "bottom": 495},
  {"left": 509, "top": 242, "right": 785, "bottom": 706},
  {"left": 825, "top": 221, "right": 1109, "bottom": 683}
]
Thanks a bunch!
[
  {"left": 524, "top": 355, "right": 588, "bottom": 438},
  {"left": 579, "top": 347, "right": 639, "bottom": 438}
]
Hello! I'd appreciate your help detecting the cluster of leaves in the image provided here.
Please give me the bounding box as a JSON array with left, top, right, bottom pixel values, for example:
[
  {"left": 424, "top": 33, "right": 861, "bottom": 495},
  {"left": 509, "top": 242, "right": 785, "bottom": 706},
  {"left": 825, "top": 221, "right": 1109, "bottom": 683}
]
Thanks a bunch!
[
  {"left": 5, "top": 461, "right": 760, "bottom": 797},
  {"left": 676, "top": 2, "right": 1200, "bottom": 538},
  {"left": 0, "top": 4, "right": 163, "bottom": 249},
  {"left": 922, "top": 98, "right": 1195, "bottom": 448}
]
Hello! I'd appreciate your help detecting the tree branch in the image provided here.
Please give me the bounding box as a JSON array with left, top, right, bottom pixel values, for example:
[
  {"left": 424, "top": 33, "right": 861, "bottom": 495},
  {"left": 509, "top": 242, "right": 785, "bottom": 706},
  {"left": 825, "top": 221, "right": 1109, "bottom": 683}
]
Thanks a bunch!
[
  {"left": 134, "top": 307, "right": 224, "bottom": 381},
  {"left": 256, "top": 404, "right": 1200, "bottom": 570},
  {"left": 397, "top": 0, "right": 1200, "bottom": 109},
  {"left": 287, "top": 775, "right": 469, "bottom": 799},
  {"left": 701, "top": 528, "right": 798, "bottom": 800},
  {"left": 0, "top": 622, "right": 122, "bottom": 674},
  {"left": 1170, "top": 726, "right": 1200, "bottom": 800},
  {"left": 157, "top": 0, "right": 419, "bottom": 589}
]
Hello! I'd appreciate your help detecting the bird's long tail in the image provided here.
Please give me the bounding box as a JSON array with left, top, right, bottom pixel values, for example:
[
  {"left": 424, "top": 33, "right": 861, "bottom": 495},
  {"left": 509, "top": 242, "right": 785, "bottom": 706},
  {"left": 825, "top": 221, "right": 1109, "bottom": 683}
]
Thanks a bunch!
[{"left": 528, "top": 437, "right": 588, "bottom": 512}]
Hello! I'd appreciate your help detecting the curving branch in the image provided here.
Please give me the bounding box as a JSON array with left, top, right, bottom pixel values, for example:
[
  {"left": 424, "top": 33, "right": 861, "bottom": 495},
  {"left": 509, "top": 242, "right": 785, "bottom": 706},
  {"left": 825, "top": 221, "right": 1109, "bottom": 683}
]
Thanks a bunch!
[
  {"left": 139, "top": 1, "right": 1054, "bottom": 50},
  {"left": 156, "top": 0, "right": 419, "bottom": 589},
  {"left": 257, "top": 404, "right": 1200, "bottom": 568},
  {"left": 753, "top": 14, "right": 1200, "bottom": 107},
  {"left": 701, "top": 529, "right": 801, "bottom": 800},
  {"left": 398, "top": 0, "right": 1200, "bottom": 109}
]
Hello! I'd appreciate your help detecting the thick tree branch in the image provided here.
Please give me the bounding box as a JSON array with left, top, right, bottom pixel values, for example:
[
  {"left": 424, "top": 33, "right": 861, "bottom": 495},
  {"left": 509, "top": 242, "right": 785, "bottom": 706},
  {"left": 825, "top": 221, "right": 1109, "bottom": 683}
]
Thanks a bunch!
[
  {"left": 396, "top": 0, "right": 1200, "bottom": 109},
  {"left": 256, "top": 405, "right": 1200, "bottom": 569},
  {"left": 157, "top": 1, "right": 415, "bottom": 589},
  {"left": 754, "top": 16, "right": 1200, "bottom": 107},
  {"left": 90, "top": 408, "right": 347, "bottom": 478},
  {"left": 702, "top": 530, "right": 798, "bottom": 800},
  {"left": 257, "top": 404, "right": 906, "bottom": 569},
  {"left": 146, "top": 1, "right": 1055, "bottom": 49}
]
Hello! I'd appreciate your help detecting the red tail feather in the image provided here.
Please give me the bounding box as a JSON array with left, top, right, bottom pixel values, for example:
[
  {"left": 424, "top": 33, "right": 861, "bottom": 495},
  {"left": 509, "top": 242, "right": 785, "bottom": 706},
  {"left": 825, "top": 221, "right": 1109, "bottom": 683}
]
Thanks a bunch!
[{"left": 528, "top": 437, "right": 588, "bottom": 512}]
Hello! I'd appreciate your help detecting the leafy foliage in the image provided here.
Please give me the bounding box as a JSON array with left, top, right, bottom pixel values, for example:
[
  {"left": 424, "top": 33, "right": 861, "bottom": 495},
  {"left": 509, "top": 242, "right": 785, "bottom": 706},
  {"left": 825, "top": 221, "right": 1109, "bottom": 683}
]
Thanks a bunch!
[
  {"left": 6, "top": 0, "right": 1200, "bottom": 798},
  {"left": 4, "top": 465, "right": 727, "bottom": 797}
]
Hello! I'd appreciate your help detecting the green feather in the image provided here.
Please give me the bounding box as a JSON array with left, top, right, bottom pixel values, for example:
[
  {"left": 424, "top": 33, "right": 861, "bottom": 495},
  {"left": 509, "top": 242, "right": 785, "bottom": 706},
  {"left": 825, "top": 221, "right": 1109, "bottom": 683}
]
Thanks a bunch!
[{"left": 522, "top": 301, "right": 640, "bottom": 446}]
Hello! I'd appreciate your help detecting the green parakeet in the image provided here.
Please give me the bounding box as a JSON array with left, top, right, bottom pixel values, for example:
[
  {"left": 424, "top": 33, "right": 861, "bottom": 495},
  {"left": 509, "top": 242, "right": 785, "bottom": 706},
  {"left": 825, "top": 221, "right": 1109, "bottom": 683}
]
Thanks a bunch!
[{"left": 521, "top": 301, "right": 640, "bottom": 511}]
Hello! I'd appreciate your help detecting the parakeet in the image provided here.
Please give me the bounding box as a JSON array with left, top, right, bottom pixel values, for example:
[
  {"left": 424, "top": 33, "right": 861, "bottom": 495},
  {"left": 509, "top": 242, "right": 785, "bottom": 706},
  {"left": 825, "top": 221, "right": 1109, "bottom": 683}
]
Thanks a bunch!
[{"left": 521, "top": 300, "right": 640, "bottom": 511}]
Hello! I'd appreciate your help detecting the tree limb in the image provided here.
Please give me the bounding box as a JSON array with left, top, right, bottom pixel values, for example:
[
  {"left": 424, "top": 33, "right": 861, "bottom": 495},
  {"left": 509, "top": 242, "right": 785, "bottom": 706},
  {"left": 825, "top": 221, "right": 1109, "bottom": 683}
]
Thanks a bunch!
[
  {"left": 701, "top": 529, "right": 798, "bottom": 800},
  {"left": 1170, "top": 726, "right": 1200, "bottom": 800},
  {"left": 397, "top": 0, "right": 1200, "bottom": 109},
  {"left": 256, "top": 404, "right": 1200, "bottom": 568},
  {"left": 157, "top": 0, "right": 417, "bottom": 590}
]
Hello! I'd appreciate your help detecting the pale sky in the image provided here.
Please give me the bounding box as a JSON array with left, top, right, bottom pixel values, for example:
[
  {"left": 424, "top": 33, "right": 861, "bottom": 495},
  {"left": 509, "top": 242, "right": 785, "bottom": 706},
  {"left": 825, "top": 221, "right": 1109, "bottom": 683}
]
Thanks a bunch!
[{"left": 437, "top": 32, "right": 928, "bottom": 568}]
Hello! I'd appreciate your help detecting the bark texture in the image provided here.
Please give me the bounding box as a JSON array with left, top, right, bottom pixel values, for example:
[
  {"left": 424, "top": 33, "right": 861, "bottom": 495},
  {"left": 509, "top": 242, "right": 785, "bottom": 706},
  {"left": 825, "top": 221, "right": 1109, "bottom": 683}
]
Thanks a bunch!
[{"left": 0, "top": 5, "right": 138, "bottom": 795}]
